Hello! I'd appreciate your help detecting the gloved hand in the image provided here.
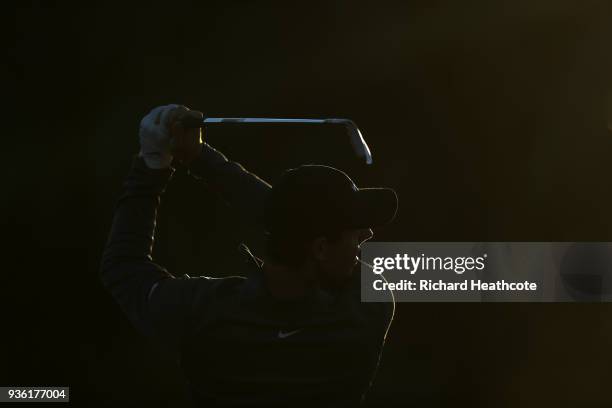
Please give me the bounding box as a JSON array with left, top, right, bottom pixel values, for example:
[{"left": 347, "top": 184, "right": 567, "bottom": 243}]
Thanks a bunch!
[
  {"left": 139, "top": 104, "right": 180, "bottom": 169},
  {"left": 138, "top": 104, "right": 203, "bottom": 169}
]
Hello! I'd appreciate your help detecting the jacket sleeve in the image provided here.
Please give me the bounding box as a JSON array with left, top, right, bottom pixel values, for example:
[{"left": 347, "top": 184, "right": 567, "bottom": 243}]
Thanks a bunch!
[
  {"left": 99, "top": 155, "right": 215, "bottom": 346},
  {"left": 188, "top": 143, "right": 272, "bottom": 253}
]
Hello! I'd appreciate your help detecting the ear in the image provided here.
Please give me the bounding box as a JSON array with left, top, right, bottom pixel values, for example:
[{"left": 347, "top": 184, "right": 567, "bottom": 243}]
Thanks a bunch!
[{"left": 311, "top": 236, "right": 329, "bottom": 262}]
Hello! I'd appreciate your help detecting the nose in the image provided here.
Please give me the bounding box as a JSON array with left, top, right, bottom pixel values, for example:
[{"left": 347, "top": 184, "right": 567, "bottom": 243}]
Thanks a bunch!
[{"left": 358, "top": 228, "right": 374, "bottom": 245}]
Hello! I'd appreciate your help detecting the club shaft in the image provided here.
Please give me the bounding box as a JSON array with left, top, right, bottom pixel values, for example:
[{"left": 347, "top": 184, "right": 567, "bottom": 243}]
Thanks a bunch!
[
  {"left": 181, "top": 117, "right": 350, "bottom": 128},
  {"left": 204, "top": 118, "right": 328, "bottom": 124},
  {"left": 178, "top": 115, "right": 373, "bottom": 165}
]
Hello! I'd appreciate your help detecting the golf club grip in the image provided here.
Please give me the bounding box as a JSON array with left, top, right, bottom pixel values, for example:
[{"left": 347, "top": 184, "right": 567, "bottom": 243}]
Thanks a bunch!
[
  {"left": 180, "top": 116, "right": 206, "bottom": 129},
  {"left": 179, "top": 117, "right": 251, "bottom": 128}
]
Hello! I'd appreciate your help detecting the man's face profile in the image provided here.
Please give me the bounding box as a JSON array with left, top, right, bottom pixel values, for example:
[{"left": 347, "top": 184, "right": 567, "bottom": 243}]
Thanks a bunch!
[{"left": 314, "top": 228, "right": 374, "bottom": 288}]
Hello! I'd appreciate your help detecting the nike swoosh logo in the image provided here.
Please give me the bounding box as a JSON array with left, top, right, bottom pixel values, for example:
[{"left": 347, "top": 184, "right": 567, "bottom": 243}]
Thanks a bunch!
[{"left": 277, "top": 329, "right": 303, "bottom": 339}]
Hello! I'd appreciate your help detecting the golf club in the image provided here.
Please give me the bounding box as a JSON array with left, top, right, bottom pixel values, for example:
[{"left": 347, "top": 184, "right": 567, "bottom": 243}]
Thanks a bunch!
[{"left": 181, "top": 116, "right": 373, "bottom": 165}]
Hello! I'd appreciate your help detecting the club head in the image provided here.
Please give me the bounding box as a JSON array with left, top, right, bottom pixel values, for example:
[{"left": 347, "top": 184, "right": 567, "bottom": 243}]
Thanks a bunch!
[{"left": 324, "top": 119, "right": 373, "bottom": 165}]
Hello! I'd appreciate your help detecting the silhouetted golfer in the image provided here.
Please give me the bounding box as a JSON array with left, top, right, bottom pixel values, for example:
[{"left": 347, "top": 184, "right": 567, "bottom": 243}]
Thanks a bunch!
[{"left": 100, "top": 104, "right": 398, "bottom": 407}]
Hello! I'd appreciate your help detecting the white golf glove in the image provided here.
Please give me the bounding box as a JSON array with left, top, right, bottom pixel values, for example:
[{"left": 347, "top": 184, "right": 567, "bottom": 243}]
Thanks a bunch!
[{"left": 138, "top": 104, "right": 180, "bottom": 169}]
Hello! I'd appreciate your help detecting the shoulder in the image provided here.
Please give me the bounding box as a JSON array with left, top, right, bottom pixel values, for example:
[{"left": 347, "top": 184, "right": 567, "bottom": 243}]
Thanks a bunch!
[{"left": 180, "top": 274, "right": 248, "bottom": 299}]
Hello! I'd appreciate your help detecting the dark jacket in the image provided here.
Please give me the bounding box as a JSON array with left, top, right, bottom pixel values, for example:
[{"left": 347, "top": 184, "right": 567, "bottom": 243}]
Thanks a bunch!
[{"left": 100, "top": 144, "right": 394, "bottom": 407}]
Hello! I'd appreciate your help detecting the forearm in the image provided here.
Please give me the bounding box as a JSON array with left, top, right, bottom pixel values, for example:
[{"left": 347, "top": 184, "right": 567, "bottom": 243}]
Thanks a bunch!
[{"left": 188, "top": 143, "right": 271, "bottom": 229}]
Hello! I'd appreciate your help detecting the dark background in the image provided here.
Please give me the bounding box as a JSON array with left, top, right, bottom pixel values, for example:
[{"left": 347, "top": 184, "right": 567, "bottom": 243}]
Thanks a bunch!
[{"left": 9, "top": 1, "right": 612, "bottom": 407}]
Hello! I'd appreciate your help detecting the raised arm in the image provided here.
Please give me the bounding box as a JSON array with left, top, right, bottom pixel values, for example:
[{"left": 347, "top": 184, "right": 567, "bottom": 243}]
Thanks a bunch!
[
  {"left": 100, "top": 153, "right": 177, "bottom": 334},
  {"left": 187, "top": 143, "right": 272, "bottom": 253},
  {"left": 100, "top": 105, "right": 217, "bottom": 345}
]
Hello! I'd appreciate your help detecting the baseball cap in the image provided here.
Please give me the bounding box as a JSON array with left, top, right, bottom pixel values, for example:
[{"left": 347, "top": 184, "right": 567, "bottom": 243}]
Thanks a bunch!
[{"left": 264, "top": 165, "right": 398, "bottom": 238}]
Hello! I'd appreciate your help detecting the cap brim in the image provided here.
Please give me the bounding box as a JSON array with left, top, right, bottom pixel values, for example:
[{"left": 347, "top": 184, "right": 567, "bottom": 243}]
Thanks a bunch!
[{"left": 349, "top": 188, "right": 398, "bottom": 228}]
